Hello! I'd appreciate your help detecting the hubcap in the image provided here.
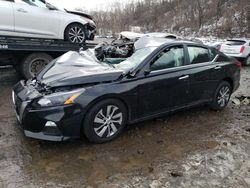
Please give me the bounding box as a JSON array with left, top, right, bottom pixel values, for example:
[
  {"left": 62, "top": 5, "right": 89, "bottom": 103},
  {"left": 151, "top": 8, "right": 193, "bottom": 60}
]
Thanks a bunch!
[
  {"left": 93, "top": 105, "right": 123, "bottom": 138},
  {"left": 217, "top": 86, "right": 230, "bottom": 107},
  {"left": 68, "top": 27, "right": 85, "bottom": 43},
  {"left": 29, "top": 58, "right": 49, "bottom": 77}
]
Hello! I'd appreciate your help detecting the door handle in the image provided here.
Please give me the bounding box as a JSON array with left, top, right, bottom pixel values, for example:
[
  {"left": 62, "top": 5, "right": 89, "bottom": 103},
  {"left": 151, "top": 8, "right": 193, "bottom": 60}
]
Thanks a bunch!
[
  {"left": 17, "top": 8, "right": 27, "bottom": 13},
  {"left": 179, "top": 75, "right": 189, "bottom": 80},
  {"left": 214, "top": 65, "right": 222, "bottom": 70}
]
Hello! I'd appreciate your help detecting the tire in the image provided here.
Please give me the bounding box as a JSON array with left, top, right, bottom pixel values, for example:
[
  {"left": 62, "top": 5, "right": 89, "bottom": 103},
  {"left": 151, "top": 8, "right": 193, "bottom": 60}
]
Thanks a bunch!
[
  {"left": 64, "top": 23, "right": 86, "bottom": 44},
  {"left": 210, "top": 81, "right": 232, "bottom": 110},
  {"left": 83, "top": 99, "right": 127, "bottom": 143},
  {"left": 245, "top": 55, "right": 250, "bottom": 66},
  {"left": 21, "top": 53, "right": 53, "bottom": 79}
]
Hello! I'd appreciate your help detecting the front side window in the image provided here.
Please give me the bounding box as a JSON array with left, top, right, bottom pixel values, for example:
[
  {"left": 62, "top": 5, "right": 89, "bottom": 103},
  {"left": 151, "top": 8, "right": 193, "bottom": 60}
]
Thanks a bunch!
[
  {"left": 187, "top": 46, "right": 210, "bottom": 64},
  {"left": 150, "top": 46, "right": 184, "bottom": 71}
]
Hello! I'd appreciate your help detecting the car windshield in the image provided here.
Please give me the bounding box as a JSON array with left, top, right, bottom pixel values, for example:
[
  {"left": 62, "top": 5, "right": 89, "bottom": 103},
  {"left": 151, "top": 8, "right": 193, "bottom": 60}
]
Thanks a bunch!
[{"left": 114, "top": 47, "right": 157, "bottom": 72}]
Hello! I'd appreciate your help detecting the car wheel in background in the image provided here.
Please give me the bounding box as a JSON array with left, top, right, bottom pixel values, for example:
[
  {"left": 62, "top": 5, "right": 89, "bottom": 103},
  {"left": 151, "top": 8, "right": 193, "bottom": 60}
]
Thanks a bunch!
[
  {"left": 210, "top": 81, "right": 232, "bottom": 110},
  {"left": 65, "top": 23, "right": 86, "bottom": 44},
  {"left": 21, "top": 53, "right": 53, "bottom": 79},
  {"left": 245, "top": 55, "right": 250, "bottom": 66},
  {"left": 83, "top": 99, "right": 127, "bottom": 143}
]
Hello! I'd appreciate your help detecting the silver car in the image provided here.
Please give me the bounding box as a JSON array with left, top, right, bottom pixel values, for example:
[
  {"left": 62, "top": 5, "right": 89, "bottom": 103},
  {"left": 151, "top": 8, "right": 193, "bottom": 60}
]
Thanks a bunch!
[{"left": 220, "top": 39, "right": 250, "bottom": 65}]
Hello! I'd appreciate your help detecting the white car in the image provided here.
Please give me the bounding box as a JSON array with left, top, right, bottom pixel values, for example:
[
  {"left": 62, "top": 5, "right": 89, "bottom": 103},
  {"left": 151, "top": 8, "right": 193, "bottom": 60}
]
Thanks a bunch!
[
  {"left": 220, "top": 39, "right": 250, "bottom": 65},
  {"left": 0, "top": 0, "right": 96, "bottom": 43}
]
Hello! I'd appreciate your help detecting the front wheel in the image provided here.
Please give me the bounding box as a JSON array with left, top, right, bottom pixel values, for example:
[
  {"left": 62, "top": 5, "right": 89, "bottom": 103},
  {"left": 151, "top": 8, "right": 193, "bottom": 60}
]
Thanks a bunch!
[
  {"left": 64, "top": 23, "right": 86, "bottom": 44},
  {"left": 83, "top": 99, "right": 127, "bottom": 143},
  {"left": 210, "top": 81, "right": 232, "bottom": 110}
]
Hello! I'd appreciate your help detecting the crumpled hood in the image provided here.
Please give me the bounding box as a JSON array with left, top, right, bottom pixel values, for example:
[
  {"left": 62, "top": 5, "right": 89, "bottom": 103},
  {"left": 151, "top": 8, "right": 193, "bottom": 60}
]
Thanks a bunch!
[
  {"left": 66, "top": 10, "right": 93, "bottom": 20},
  {"left": 37, "top": 51, "right": 123, "bottom": 88}
]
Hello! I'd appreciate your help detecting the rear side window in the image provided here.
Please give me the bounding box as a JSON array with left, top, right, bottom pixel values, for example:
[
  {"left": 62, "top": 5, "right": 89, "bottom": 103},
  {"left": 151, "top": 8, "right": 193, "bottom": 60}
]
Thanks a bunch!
[
  {"left": 216, "top": 54, "right": 230, "bottom": 62},
  {"left": 225, "top": 40, "right": 246, "bottom": 46},
  {"left": 187, "top": 46, "right": 210, "bottom": 64}
]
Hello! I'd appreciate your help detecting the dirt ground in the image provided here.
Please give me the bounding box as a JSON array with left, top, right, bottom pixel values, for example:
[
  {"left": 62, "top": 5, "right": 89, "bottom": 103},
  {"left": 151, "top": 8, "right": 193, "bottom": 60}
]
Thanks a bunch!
[{"left": 0, "top": 66, "right": 249, "bottom": 188}]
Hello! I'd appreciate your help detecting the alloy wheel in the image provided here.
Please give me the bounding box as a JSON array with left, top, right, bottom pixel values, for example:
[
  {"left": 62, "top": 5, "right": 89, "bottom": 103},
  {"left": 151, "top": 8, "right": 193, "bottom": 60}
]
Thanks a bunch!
[
  {"left": 68, "top": 27, "right": 85, "bottom": 43},
  {"left": 217, "top": 86, "right": 231, "bottom": 107},
  {"left": 93, "top": 105, "right": 123, "bottom": 138}
]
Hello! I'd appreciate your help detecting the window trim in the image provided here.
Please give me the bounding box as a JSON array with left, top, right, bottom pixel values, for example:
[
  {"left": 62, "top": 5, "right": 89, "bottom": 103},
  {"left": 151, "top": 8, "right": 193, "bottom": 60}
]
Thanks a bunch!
[{"left": 186, "top": 45, "right": 212, "bottom": 65}]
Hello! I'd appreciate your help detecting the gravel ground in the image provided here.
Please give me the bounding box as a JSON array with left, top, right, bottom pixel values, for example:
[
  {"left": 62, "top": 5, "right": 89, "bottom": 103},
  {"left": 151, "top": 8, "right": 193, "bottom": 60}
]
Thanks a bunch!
[{"left": 0, "top": 66, "right": 249, "bottom": 188}]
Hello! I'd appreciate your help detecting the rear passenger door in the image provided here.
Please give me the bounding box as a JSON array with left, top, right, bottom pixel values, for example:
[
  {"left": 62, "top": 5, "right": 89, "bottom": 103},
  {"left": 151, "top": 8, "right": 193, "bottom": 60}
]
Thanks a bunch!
[
  {"left": 186, "top": 45, "right": 222, "bottom": 103},
  {"left": 0, "top": 0, "right": 14, "bottom": 33}
]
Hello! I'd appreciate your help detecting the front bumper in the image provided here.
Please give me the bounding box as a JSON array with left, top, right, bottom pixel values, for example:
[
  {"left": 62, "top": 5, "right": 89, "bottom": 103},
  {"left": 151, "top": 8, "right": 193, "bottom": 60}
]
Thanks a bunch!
[
  {"left": 12, "top": 81, "right": 84, "bottom": 142},
  {"left": 86, "top": 23, "right": 96, "bottom": 40}
]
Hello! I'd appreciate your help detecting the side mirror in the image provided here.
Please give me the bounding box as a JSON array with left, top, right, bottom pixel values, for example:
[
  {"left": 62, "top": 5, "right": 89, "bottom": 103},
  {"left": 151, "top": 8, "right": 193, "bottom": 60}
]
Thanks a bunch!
[
  {"left": 144, "top": 70, "right": 151, "bottom": 76},
  {"left": 46, "top": 2, "right": 57, "bottom": 10}
]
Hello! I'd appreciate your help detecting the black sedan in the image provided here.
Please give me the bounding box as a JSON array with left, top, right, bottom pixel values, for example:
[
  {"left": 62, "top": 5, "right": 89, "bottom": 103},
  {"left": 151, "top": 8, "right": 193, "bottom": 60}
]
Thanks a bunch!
[{"left": 12, "top": 38, "right": 241, "bottom": 143}]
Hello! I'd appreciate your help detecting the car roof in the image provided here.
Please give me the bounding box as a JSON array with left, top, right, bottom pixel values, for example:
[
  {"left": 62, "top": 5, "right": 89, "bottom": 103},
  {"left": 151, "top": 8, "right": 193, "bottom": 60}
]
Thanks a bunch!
[{"left": 134, "top": 36, "right": 203, "bottom": 50}]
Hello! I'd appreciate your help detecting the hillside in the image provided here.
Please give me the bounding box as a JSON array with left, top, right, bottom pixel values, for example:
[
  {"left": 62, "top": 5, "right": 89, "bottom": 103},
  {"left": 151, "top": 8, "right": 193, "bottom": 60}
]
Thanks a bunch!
[{"left": 88, "top": 0, "right": 250, "bottom": 38}]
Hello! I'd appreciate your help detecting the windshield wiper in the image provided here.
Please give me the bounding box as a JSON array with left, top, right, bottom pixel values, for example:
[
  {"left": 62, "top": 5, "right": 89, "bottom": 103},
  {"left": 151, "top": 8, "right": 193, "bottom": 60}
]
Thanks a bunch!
[{"left": 108, "top": 63, "right": 115, "bottom": 68}]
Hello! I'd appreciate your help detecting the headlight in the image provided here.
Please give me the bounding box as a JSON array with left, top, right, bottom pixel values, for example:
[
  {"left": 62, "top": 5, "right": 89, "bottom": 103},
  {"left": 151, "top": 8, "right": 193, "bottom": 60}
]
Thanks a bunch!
[{"left": 36, "top": 89, "right": 83, "bottom": 108}]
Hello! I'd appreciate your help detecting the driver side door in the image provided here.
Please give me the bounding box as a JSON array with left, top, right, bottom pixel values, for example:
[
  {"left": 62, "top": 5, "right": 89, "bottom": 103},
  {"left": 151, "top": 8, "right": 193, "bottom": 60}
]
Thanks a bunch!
[
  {"left": 138, "top": 45, "right": 191, "bottom": 117},
  {"left": 12, "top": 0, "right": 61, "bottom": 39}
]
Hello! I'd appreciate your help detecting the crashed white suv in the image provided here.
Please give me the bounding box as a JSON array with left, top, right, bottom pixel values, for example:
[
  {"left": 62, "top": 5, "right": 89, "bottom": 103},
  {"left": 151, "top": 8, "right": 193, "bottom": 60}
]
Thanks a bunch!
[
  {"left": 0, "top": 0, "right": 96, "bottom": 43},
  {"left": 220, "top": 39, "right": 250, "bottom": 65}
]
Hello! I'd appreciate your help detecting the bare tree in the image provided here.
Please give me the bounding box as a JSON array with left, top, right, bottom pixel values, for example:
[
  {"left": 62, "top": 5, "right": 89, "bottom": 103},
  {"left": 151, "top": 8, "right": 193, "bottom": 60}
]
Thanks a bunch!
[{"left": 86, "top": 0, "right": 249, "bottom": 37}]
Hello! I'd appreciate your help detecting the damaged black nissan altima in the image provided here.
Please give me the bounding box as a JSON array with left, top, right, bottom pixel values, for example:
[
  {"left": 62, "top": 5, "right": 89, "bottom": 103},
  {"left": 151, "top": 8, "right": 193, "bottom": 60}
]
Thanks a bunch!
[{"left": 12, "top": 37, "right": 241, "bottom": 143}]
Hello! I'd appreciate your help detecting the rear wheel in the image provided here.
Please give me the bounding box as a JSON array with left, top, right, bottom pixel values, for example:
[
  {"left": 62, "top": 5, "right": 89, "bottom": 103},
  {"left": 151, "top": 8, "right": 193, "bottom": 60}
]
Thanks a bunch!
[
  {"left": 210, "top": 81, "right": 232, "bottom": 110},
  {"left": 21, "top": 53, "right": 53, "bottom": 79},
  {"left": 65, "top": 23, "right": 86, "bottom": 44},
  {"left": 83, "top": 99, "right": 127, "bottom": 143}
]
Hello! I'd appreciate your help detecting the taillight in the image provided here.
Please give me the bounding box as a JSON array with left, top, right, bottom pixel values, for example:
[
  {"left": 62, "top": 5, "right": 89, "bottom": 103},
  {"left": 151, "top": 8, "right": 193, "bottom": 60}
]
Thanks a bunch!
[
  {"left": 235, "top": 61, "right": 242, "bottom": 68},
  {"left": 240, "top": 46, "right": 245, "bottom": 53}
]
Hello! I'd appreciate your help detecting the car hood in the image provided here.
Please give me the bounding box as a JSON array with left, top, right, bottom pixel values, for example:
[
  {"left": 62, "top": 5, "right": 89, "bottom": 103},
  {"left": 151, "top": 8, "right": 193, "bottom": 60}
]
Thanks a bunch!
[
  {"left": 37, "top": 51, "right": 123, "bottom": 88},
  {"left": 66, "top": 10, "right": 93, "bottom": 20}
]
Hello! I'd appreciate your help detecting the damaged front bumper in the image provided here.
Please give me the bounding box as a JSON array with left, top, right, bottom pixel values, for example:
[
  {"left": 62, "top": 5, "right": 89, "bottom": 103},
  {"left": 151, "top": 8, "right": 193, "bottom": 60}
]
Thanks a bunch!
[
  {"left": 86, "top": 23, "right": 96, "bottom": 40},
  {"left": 12, "top": 81, "right": 83, "bottom": 142}
]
